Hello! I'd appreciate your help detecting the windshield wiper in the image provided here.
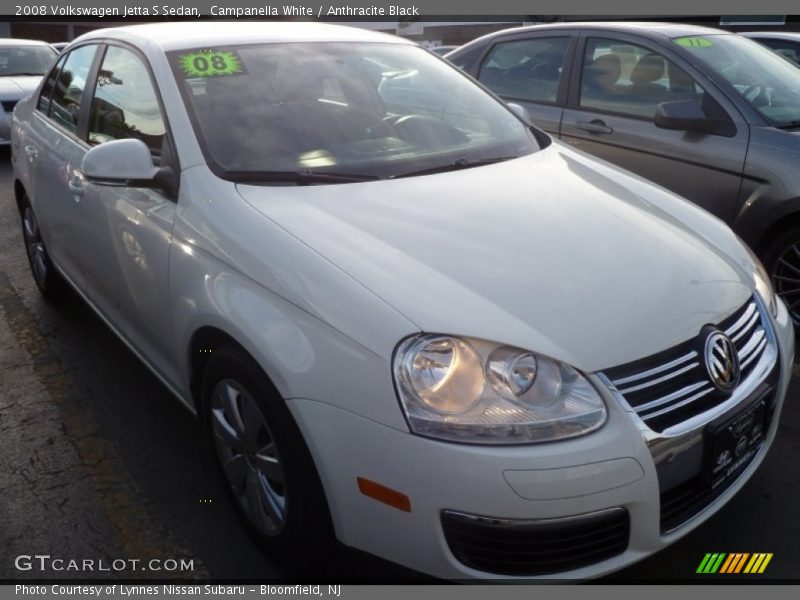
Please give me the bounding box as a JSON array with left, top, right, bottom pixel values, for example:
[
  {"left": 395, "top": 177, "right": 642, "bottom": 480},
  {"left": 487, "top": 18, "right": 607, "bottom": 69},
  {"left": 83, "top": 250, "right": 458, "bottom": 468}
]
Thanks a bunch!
[
  {"left": 224, "top": 170, "right": 381, "bottom": 185},
  {"left": 390, "top": 156, "right": 518, "bottom": 179},
  {"left": 3, "top": 72, "right": 45, "bottom": 76},
  {"left": 776, "top": 120, "right": 800, "bottom": 130}
]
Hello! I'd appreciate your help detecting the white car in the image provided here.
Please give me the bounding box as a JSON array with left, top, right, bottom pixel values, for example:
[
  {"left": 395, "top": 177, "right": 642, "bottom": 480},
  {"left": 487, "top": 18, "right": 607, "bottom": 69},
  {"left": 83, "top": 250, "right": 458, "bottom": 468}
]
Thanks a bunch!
[
  {"left": 10, "top": 22, "right": 794, "bottom": 580},
  {"left": 0, "top": 38, "right": 57, "bottom": 145}
]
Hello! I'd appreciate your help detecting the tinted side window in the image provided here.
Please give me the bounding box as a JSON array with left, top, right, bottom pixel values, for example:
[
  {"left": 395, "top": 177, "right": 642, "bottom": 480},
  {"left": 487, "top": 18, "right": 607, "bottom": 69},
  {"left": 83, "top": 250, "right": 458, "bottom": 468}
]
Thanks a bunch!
[
  {"left": 449, "top": 44, "right": 485, "bottom": 71},
  {"left": 49, "top": 45, "right": 98, "bottom": 135},
  {"left": 88, "top": 46, "right": 166, "bottom": 158},
  {"left": 479, "top": 37, "right": 570, "bottom": 103},
  {"left": 37, "top": 54, "right": 66, "bottom": 114},
  {"left": 759, "top": 39, "right": 800, "bottom": 65},
  {"left": 580, "top": 38, "right": 707, "bottom": 119}
]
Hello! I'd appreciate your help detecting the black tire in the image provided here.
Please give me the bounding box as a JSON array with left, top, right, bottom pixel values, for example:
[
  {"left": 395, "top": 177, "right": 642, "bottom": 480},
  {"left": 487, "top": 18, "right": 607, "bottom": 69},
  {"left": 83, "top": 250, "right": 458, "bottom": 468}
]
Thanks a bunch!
[
  {"left": 201, "top": 345, "right": 335, "bottom": 570},
  {"left": 19, "top": 194, "right": 68, "bottom": 302},
  {"left": 761, "top": 228, "right": 800, "bottom": 325}
]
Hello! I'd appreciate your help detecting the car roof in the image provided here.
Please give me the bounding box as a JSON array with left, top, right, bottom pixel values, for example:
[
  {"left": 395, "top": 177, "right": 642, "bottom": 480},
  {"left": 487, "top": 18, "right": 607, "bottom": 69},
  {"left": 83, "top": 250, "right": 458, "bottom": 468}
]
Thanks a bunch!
[
  {"left": 74, "top": 21, "right": 411, "bottom": 52},
  {"left": 739, "top": 31, "right": 800, "bottom": 41},
  {"left": 0, "top": 38, "right": 53, "bottom": 47},
  {"left": 458, "top": 21, "right": 731, "bottom": 49}
]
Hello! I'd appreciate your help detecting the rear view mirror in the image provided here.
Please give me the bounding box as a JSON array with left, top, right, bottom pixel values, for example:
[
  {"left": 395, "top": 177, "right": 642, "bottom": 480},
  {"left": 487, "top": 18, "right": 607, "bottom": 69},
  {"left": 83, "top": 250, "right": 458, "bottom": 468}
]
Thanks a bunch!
[
  {"left": 507, "top": 102, "right": 531, "bottom": 123},
  {"left": 82, "top": 138, "right": 177, "bottom": 197},
  {"left": 655, "top": 100, "right": 734, "bottom": 137}
]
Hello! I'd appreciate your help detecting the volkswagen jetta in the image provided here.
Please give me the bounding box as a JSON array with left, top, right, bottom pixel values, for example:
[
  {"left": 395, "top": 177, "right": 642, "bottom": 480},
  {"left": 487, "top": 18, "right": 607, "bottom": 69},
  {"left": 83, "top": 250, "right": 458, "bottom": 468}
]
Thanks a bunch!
[{"left": 10, "top": 22, "right": 794, "bottom": 579}]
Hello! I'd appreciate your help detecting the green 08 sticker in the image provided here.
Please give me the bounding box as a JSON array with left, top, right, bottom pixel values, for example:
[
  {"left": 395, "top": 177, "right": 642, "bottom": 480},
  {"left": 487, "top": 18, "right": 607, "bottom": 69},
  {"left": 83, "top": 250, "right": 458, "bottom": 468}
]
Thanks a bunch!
[{"left": 179, "top": 50, "right": 245, "bottom": 78}]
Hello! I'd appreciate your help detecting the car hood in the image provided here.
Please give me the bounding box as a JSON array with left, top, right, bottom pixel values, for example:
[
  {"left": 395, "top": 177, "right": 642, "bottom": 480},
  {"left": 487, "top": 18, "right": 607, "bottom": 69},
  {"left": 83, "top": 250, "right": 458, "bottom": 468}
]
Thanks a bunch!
[
  {"left": 236, "top": 143, "right": 754, "bottom": 372},
  {"left": 0, "top": 76, "right": 41, "bottom": 99}
]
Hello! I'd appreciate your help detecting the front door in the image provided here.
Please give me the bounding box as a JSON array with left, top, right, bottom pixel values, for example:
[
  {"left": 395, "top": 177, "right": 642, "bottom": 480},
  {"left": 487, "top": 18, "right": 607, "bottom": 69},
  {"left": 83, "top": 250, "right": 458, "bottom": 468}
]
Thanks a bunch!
[
  {"left": 561, "top": 35, "right": 749, "bottom": 224},
  {"left": 78, "top": 44, "right": 178, "bottom": 374}
]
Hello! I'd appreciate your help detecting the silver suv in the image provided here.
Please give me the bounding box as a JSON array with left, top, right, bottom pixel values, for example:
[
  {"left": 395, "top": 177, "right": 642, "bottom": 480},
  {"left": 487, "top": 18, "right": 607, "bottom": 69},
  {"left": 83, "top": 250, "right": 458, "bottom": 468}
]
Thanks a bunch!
[{"left": 449, "top": 23, "right": 800, "bottom": 322}]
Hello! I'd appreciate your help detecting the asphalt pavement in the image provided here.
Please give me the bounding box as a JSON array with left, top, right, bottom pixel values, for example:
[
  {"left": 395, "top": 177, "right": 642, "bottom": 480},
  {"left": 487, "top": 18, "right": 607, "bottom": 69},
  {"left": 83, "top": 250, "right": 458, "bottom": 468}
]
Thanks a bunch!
[{"left": 1, "top": 148, "right": 798, "bottom": 582}]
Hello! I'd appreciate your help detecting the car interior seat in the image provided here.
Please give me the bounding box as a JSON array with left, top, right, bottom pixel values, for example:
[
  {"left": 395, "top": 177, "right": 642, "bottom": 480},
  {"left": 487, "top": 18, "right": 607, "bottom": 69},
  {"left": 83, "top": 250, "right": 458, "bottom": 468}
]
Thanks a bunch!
[
  {"left": 629, "top": 53, "right": 669, "bottom": 107},
  {"left": 582, "top": 53, "right": 623, "bottom": 109}
]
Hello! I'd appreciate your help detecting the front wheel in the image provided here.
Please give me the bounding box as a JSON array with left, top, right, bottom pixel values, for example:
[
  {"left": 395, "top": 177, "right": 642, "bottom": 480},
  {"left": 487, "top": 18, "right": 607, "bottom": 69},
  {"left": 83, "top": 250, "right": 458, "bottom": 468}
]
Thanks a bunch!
[
  {"left": 762, "top": 228, "right": 800, "bottom": 325},
  {"left": 202, "top": 346, "right": 335, "bottom": 568}
]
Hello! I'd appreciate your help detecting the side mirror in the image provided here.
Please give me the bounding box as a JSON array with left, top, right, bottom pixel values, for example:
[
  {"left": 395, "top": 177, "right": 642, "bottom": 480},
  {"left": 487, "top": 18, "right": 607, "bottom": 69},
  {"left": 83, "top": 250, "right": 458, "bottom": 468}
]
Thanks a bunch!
[
  {"left": 82, "top": 138, "right": 177, "bottom": 197},
  {"left": 507, "top": 102, "right": 531, "bottom": 123},
  {"left": 654, "top": 99, "right": 734, "bottom": 136}
]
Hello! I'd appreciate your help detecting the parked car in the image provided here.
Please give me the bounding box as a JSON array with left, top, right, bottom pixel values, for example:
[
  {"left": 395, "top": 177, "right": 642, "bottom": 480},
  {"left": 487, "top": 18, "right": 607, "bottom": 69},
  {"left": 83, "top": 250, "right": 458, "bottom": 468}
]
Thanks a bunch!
[
  {"left": 11, "top": 22, "right": 793, "bottom": 580},
  {"left": 0, "top": 38, "right": 57, "bottom": 145},
  {"left": 430, "top": 44, "right": 458, "bottom": 57},
  {"left": 740, "top": 31, "right": 800, "bottom": 66},
  {"left": 448, "top": 23, "right": 800, "bottom": 323}
]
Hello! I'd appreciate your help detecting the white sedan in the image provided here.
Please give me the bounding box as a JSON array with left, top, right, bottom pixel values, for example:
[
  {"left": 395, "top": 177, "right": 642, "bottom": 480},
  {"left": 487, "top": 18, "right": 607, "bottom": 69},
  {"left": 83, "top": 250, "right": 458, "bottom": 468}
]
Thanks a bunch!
[
  {"left": 10, "top": 22, "right": 794, "bottom": 579},
  {"left": 0, "top": 38, "right": 57, "bottom": 144}
]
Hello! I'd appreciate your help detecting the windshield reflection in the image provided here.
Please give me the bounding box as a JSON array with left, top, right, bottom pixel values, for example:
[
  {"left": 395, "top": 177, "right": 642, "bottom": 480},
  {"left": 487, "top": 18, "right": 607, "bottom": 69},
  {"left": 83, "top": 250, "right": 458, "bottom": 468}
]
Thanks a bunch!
[
  {"left": 675, "top": 34, "right": 800, "bottom": 127},
  {"left": 170, "top": 42, "right": 538, "bottom": 182}
]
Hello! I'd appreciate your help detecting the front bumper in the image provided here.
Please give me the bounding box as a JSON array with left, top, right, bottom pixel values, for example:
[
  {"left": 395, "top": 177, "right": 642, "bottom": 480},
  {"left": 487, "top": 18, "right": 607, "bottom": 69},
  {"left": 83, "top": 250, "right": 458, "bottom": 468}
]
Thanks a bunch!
[{"left": 287, "top": 299, "right": 794, "bottom": 580}]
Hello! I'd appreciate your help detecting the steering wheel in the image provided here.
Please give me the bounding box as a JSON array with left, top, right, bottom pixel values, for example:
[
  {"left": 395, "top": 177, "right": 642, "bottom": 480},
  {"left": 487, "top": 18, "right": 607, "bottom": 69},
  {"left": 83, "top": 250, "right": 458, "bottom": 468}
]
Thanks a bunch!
[{"left": 742, "top": 84, "right": 768, "bottom": 105}]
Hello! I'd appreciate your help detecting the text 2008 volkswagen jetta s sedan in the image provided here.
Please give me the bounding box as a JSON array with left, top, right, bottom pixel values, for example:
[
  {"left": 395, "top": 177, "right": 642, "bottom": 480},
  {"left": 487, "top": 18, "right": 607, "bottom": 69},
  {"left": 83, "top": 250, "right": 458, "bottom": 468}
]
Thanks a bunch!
[{"left": 10, "top": 22, "right": 794, "bottom": 579}]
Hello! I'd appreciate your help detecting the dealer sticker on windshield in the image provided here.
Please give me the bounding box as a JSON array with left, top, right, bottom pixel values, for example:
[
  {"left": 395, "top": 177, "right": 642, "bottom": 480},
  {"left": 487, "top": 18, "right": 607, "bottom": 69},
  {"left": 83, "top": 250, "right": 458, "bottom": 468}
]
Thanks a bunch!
[
  {"left": 674, "top": 37, "right": 714, "bottom": 48},
  {"left": 179, "top": 50, "right": 246, "bottom": 78}
]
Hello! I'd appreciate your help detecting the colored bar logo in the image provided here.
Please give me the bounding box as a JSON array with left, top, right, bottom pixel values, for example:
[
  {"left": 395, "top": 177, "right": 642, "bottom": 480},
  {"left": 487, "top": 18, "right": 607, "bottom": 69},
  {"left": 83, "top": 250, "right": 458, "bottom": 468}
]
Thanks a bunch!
[{"left": 697, "top": 553, "right": 773, "bottom": 574}]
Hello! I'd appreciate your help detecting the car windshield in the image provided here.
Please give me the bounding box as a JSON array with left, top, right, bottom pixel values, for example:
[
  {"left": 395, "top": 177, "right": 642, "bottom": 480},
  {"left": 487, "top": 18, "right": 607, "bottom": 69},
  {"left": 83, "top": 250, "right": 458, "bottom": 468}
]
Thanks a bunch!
[
  {"left": 168, "top": 42, "right": 539, "bottom": 181},
  {"left": 673, "top": 33, "right": 800, "bottom": 127},
  {"left": 0, "top": 45, "right": 56, "bottom": 76}
]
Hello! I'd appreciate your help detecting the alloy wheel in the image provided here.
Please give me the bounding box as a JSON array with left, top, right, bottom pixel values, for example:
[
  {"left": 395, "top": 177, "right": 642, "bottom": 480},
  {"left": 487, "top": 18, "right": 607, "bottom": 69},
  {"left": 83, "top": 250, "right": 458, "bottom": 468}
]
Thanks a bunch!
[
  {"left": 211, "top": 379, "right": 287, "bottom": 536},
  {"left": 771, "top": 242, "right": 800, "bottom": 325},
  {"left": 22, "top": 206, "right": 48, "bottom": 288}
]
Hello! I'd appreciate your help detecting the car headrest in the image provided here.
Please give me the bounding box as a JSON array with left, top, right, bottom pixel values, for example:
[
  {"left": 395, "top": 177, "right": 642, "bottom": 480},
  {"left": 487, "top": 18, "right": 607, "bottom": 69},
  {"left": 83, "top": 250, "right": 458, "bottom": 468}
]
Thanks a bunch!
[
  {"left": 585, "top": 54, "right": 621, "bottom": 88},
  {"left": 631, "top": 54, "right": 666, "bottom": 85}
]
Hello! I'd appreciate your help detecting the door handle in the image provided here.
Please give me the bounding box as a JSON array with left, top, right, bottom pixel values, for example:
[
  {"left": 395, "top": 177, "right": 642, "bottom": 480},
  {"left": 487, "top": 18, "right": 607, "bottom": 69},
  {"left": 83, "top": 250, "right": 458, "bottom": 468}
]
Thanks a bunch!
[
  {"left": 575, "top": 120, "right": 614, "bottom": 135},
  {"left": 23, "top": 145, "right": 38, "bottom": 160},
  {"left": 68, "top": 172, "right": 85, "bottom": 197}
]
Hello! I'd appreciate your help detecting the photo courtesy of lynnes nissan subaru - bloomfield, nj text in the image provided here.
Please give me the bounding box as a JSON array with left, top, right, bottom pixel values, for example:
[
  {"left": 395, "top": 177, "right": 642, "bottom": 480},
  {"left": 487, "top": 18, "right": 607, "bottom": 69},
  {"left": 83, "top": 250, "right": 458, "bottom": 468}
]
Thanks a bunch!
[{"left": 9, "top": 21, "right": 794, "bottom": 580}]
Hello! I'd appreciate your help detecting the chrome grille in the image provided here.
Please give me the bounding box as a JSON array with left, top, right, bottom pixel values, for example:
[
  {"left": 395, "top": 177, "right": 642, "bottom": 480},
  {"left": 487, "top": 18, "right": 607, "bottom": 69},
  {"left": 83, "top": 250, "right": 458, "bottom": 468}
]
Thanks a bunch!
[{"left": 602, "top": 298, "right": 768, "bottom": 433}]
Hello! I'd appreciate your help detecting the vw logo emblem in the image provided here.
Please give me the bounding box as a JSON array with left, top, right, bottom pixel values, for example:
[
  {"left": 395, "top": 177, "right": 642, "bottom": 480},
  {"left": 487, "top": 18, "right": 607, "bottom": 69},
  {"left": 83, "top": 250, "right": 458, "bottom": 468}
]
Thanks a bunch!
[{"left": 704, "top": 330, "right": 740, "bottom": 392}]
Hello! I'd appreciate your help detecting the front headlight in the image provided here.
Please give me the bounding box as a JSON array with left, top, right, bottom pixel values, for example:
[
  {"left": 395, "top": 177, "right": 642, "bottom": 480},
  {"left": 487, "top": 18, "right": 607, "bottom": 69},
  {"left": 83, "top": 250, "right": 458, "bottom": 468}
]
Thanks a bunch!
[
  {"left": 746, "top": 246, "right": 778, "bottom": 317},
  {"left": 393, "top": 334, "right": 606, "bottom": 444}
]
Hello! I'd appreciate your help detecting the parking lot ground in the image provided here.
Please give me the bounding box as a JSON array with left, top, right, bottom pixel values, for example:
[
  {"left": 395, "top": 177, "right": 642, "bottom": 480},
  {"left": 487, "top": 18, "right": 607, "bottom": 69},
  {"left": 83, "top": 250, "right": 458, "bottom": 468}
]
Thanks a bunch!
[{"left": 1, "top": 149, "right": 799, "bottom": 582}]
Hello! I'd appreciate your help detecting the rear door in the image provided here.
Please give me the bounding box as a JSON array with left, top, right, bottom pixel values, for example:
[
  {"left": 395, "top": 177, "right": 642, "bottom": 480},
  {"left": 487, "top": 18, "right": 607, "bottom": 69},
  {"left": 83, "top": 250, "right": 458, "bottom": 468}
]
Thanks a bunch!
[
  {"left": 469, "top": 32, "right": 577, "bottom": 136},
  {"left": 13, "top": 52, "right": 65, "bottom": 202},
  {"left": 560, "top": 33, "right": 749, "bottom": 224},
  {"left": 27, "top": 43, "right": 101, "bottom": 288}
]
